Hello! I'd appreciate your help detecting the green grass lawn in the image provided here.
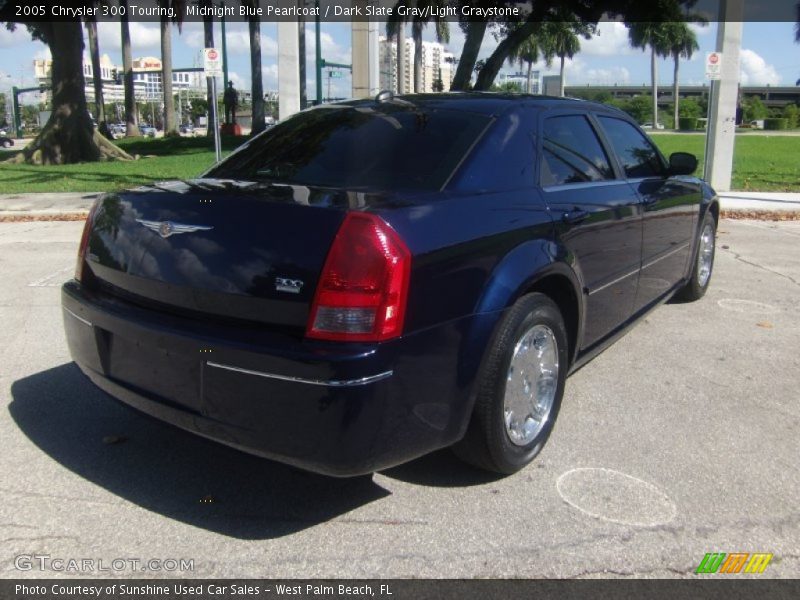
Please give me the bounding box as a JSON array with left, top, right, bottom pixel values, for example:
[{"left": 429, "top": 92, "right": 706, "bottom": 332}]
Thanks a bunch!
[
  {"left": 0, "top": 136, "right": 240, "bottom": 194},
  {"left": 0, "top": 132, "right": 798, "bottom": 194},
  {"left": 651, "top": 134, "right": 800, "bottom": 192}
]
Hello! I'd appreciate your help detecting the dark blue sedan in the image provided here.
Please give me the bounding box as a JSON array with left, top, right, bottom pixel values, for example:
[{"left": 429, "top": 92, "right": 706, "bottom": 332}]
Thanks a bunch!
[{"left": 62, "top": 94, "right": 718, "bottom": 476}]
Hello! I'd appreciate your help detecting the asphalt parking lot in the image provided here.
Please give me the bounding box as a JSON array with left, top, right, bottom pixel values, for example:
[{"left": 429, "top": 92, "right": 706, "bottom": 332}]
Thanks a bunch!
[{"left": 0, "top": 218, "right": 797, "bottom": 579}]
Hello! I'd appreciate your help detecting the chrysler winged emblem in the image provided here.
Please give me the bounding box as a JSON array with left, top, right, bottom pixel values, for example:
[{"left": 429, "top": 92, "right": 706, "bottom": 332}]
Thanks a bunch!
[{"left": 136, "top": 219, "right": 213, "bottom": 239}]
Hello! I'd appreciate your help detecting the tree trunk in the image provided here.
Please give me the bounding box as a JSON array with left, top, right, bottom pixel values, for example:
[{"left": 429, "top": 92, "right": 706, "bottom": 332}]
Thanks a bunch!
[
  {"left": 451, "top": 21, "right": 487, "bottom": 91},
  {"left": 203, "top": 14, "right": 214, "bottom": 137},
  {"left": 249, "top": 17, "right": 265, "bottom": 135},
  {"left": 651, "top": 46, "right": 658, "bottom": 127},
  {"left": 121, "top": 0, "right": 140, "bottom": 137},
  {"left": 673, "top": 53, "right": 680, "bottom": 130},
  {"left": 85, "top": 18, "right": 105, "bottom": 124},
  {"left": 161, "top": 16, "right": 178, "bottom": 136},
  {"left": 413, "top": 21, "right": 422, "bottom": 93},
  {"left": 526, "top": 61, "right": 532, "bottom": 94},
  {"left": 10, "top": 22, "right": 132, "bottom": 164},
  {"left": 474, "top": 21, "right": 538, "bottom": 91},
  {"left": 559, "top": 55, "right": 566, "bottom": 97},
  {"left": 397, "top": 25, "right": 406, "bottom": 94}
]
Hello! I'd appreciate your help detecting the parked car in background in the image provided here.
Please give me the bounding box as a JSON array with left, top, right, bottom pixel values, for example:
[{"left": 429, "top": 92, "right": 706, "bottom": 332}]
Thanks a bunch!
[
  {"left": 63, "top": 94, "right": 718, "bottom": 477},
  {"left": 139, "top": 124, "right": 156, "bottom": 138},
  {"left": 641, "top": 122, "right": 666, "bottom": 130},
  {"left": 179, "top": 123, "right": 195, "bottom": 135},
  {"left": 0, "top": 135, "right": 14, "bottom": 148}
]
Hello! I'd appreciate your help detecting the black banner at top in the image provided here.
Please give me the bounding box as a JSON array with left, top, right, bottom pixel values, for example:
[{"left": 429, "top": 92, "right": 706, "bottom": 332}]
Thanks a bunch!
[{"left": 1, "top": 0, "right": 798, "bottom": 23}]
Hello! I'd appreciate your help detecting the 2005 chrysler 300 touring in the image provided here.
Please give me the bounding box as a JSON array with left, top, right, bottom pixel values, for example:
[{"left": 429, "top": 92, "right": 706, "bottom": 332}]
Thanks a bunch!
[{"left": 62, "top": 94, "right": 718, "bottom": 476}]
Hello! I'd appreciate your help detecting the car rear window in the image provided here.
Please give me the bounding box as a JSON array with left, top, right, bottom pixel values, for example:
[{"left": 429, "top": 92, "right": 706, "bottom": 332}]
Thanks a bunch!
[{"left": 207, "top": 104, "right": 492, "bottom": 191}]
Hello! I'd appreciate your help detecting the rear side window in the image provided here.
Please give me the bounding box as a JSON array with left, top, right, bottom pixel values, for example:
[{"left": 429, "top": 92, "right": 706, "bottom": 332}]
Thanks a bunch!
[
  {"left": 597, "top": 116, "right": 666, "bottom": 178},
  {"left": 206, "top": 104, "right": 492, "bottom": 191},
  {"left": 541, "top": 115, "right": 613, "bottom": 186}
]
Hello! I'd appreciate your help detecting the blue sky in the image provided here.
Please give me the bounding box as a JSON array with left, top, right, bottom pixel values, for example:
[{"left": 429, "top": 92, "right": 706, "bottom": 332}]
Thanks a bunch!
[{"left": 1, "top": 20, "right": 798, "bottom": 103}]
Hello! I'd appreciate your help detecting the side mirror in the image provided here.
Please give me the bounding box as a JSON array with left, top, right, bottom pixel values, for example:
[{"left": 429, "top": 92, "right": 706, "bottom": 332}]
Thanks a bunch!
[{"left": 669, "top": 152, "right": 698, "bottom": 176}]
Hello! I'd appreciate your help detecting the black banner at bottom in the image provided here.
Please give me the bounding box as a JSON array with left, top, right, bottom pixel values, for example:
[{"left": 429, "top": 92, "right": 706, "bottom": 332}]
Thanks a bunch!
[{"left": 3, "top": 579, "right": 799, "bottom": 600}]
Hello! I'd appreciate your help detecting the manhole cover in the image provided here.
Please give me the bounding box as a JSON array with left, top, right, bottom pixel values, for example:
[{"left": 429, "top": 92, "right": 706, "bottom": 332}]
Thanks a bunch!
[
  {"left": 717, "top": 299, "right": 779, "bottom": 314},
  {"left": 556, "top": 468, "right": 677, "bottom": 526}
]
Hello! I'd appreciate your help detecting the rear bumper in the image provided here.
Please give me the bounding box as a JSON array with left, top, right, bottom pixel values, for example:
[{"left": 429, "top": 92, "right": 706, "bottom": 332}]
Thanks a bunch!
[{"left": 62, "top": 281, "right": 501, "bottom": 476}]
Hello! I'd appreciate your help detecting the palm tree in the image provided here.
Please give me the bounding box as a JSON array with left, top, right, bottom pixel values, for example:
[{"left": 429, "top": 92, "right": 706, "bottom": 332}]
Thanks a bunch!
[
  {"left": 120, "top": 0, "right": 140, "bottom": 136},
  {"left": 627, "top": 22, "right": 672, "bottom": 127},
  {"left": 664, "top": 22, "right": 699, "bottom": 130},
  {"left": 508, "top": 36, "right": 540, "bottom": 94},
  {"left": 244, "top": 1, "right": 265, "bottom": 135},
  {"left": 387, "top": 1, "right": 449, "bottom": 93},
  {"left": 159, "top": 1, "right": 180, "bottom": 136},
  {"left": 540, "top": 20, "right": 594, "bottom": 97},
  {"left": 85, "top": 15, "right": 105, "bottom": 126}
]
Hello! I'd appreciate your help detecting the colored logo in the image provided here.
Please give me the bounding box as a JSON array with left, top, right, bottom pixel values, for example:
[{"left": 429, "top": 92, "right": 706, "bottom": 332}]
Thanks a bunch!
[{"left": 696, "top": 552, "right": 773, "bottom": 574}]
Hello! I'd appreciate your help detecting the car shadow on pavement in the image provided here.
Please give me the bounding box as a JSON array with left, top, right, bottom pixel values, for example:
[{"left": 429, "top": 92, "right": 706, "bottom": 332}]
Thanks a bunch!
[
  {"left": 9, "top": 363, "right": 390, "bottom": 540},
  {"left": 381, "top": 450, "right": 504, "bottom": 488}
]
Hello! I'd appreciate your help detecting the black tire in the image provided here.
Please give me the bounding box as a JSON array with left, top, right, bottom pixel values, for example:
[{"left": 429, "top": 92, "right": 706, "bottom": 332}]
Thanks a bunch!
[
  {"left": 453, "top": 293, "right": 569, "bottom": 475},
  {"left": 2, "top": 140, "right": 11, "bottom": 149},
  {"left": 676, "top": 211, "right": 716, "bottom": 302}
]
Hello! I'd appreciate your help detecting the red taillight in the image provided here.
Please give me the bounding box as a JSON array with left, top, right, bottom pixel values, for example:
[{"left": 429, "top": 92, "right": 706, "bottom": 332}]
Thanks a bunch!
[
  {"left": 75, "top": 201, "right": 99, "bottom": 282},
  {"left": 307, "top": 212, "right": 411, "bottom": 342}
]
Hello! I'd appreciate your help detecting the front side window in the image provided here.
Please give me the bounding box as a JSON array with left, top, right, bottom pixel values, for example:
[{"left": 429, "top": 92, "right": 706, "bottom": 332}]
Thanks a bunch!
[
  {"left": 597, "top": 116, "right": 666, "bottom": 178},
  {"left": 540, "top": 115, "right": 614, "bottom": 186},
  {"left": 207, "top": 104, "right": 492, "bottom": 191}
]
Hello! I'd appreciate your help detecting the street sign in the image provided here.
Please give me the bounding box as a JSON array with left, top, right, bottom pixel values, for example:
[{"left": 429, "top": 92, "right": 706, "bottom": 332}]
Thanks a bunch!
[
  {"left": 705, "top": 52, "right": 723, "bottom": 80},
  {"left": 328, "top": 71, "right": 343, "bottom": 79},
  {"left": 203, "top": 48, "right": 222, "bottom": 78}
]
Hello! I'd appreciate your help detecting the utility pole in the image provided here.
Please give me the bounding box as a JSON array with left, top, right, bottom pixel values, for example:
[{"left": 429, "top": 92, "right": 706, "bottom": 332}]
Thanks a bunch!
[
  {"left": 705, "top": 0, "right": 744, "bottom": 191},
  {"left": 278, "top": 21, "right": 301, "bottom": 119}
]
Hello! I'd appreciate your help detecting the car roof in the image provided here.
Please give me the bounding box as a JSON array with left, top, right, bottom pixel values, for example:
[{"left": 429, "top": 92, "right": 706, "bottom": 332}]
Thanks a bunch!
[{"left": 339, "top": 92, "right": 626, "bottom": 118}]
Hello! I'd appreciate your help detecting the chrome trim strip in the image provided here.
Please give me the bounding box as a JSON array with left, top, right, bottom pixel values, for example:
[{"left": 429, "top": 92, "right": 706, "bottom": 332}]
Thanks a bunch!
[
  {"left": 588, "top": 268, "right": 640, "bottom": 297},
  {"left": 63, "top": 307, "right": 93, "bottom": 327},
  {"left": 641, "top": 242, "right": 690, "bottom": 271},
  {"left": 206, "top": 361, "right": 393, "bottom": 388}
]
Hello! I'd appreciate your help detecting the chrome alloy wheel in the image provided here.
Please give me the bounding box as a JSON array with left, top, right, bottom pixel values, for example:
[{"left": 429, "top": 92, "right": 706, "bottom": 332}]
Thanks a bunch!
[
  {"left": 503, "top": 324, "right": 559, "bottom": 446},
  {"left": 697, "top": 221, "right": 715, "bottom": 288}
]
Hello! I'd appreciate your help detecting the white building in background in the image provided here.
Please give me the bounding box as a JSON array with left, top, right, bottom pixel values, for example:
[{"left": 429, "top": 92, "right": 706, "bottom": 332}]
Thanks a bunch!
[
  {"left": 379, "top": 37, "right": 455, "bottom": 94},
  {"left": 502, "top": 70, "right": 541, "bottom": 94},
  {"left": 33, "top": 54, "right": 206, "bottom": 107}
]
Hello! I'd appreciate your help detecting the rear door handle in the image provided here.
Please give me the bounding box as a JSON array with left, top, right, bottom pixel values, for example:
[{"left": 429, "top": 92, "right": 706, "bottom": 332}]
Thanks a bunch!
[{"left": 562, "top": 208, "right": 589, "bottom": 225}]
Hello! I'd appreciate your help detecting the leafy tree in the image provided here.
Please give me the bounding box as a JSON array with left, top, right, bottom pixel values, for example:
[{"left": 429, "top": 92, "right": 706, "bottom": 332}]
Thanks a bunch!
[
  {"left": 627, "top": 22, "right": 672, "bottom": 128},
  {"left": 743, "top": 96, "right": 768, "bottom": 122},
  {"left": 3, "top": 22, "right": 131, "bottom": 163},
  {"left": 782, "top": 103, "right": 799, "bottom": 128},
  {"left": 663, "top": 21, "right": 700, "bottom": 130},
  {"left": 467, "top": 1, "right": 694, "bottom": 91},
  {"left": 492, "top": 80, "right": 523, "bottom": 93},
  {"left": 676, "top": 96, "right": 702, "bottom": 119},
  {"left": 621, "top": 95, "right": 655, "bottom": 123}
]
